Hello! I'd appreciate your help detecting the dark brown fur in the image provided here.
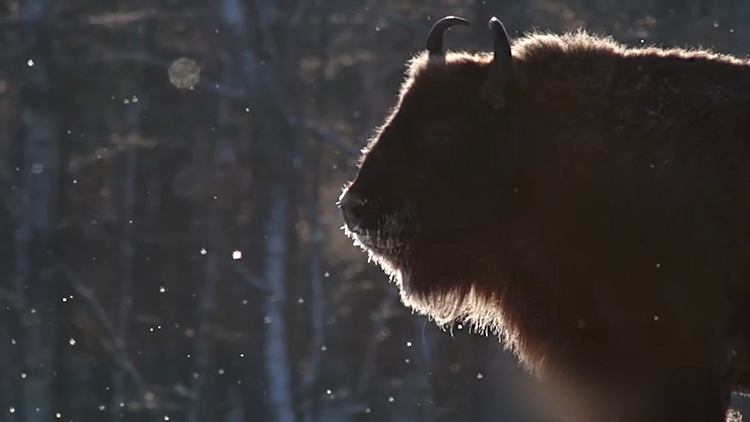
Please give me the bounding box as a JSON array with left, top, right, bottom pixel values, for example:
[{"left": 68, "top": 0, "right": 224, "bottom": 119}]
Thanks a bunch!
[{"left": 341, "top": 29, "right": 750, "bottom": 422}]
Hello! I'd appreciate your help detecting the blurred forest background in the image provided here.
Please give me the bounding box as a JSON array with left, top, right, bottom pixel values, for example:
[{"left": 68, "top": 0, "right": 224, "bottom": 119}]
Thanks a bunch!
[{"left": 1, "top": 0, "right": 750, "bottom": 421}]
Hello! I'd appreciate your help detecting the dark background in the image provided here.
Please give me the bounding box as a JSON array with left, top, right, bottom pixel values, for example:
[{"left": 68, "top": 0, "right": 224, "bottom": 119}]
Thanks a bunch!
[{"left": 1, "top": 0, "right": 750, "bottom": 421}]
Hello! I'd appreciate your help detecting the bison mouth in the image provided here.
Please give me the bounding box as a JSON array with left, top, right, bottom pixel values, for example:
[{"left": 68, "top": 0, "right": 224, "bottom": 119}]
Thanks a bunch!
[{"left": 338, "top": 190, "right": 416, "bottom": 269}]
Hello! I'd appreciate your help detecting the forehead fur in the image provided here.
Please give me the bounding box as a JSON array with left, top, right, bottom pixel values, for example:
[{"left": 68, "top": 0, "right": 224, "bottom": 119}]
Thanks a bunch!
[{"left": 357, "top": 51, "right": 492, "bottom": 165}]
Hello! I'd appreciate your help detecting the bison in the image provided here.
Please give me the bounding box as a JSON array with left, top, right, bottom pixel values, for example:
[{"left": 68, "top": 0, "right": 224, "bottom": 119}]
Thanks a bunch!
[{"left": 338, "top": 14, "right": 750, "bottom": 422}]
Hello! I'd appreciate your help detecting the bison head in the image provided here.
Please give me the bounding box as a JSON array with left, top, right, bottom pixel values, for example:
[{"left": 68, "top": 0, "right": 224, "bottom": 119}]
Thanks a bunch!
[{"left": 339, "top": 16, "right": 523, "bottom": 326}]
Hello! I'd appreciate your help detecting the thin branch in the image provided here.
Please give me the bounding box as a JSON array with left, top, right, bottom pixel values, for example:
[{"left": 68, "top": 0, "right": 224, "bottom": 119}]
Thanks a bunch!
[
  {"left": 355, "top": 292, "right": 399, "bottom": 395},
  {"left": 296, "top": 118, "right": 360, "bottom": 157},
  {"left": 234, "top": 261, "right": 269, "bottom": 293},
  {"left": 0, "top": 8, "right": 215, "bottom": 27},
  {"left": 252, "top": 0, "right": 282, "bottom": 65},
  {"left": 83, "top": 9, "right": 215, "bottom": 27},
  {"left": 289, "top": 0, "right": 314, "bottom": 27},
  {"left": 60, "top": 267, "right": 165, "bottom": 422}
]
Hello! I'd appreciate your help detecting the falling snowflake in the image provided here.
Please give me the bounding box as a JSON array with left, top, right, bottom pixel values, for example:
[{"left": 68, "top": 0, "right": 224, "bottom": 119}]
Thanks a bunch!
[{"left": 168, "top": 57, "right": 201, "bottom": 89}]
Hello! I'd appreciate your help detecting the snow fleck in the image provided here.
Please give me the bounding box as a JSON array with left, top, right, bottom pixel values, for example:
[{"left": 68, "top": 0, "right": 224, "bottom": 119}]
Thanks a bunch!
[
  {"left": 653, "top": 315, "right": 659, "bottom": 321},
  {"left": 477, "top": 373, "right": 484, "bottom": 379},
  {"left": 405, "top": 358, "right": 410, "bottom": 363},
  {"left": 388, "top": 397, "right": 394, "bottom": 402},
  {"left": 9, "top": 407, "right": 14, "bottom": 413},
  {"left": 366, "top": 408, "right": 371, "bottom": 413},
  {"left": 160, "top": 286, "right": 166, "bottom": 293},
  {"left": 27, "top": 59, "right": 34, "bottom": 67},
  {"left": 218, "top": 368, "right": 224, "bottom": 375},
  {"left": 200, "top": 248, "right": 207, "bottom": 255},
  {"left": 406, "top": 341, "right": 412, "bottom": 347},
  {"left": 264, "top": 316, "right": 272, "bottom": 324},
  {"left": 324, "top": 272, "right": 330, "bottom": 277},
  {"left": 69, "top": 338, "right": 76, "bottom": 346},
  {"left": 21, "top": 373, "right": 26, "bottom": 379},
  {"left": 99, "top": 405, "right": 106, "bottom": 411},
  {"left": 31, "top": 163, "right": 43, "bottom": 174},
  {"left": 656, "top": 263, "right": 661, "bottom": 268},
  {"left": 297, "top": 298, "right": 304, "bottom": 304},
  {"left": 321, "top": 345, "right": 327, "bottom": 351},
  {"left": 56, "top": 413, "right": 61, "bottom": 418},
  {"left": 232, "top": 250, "right": 242, "bottom": 260}
]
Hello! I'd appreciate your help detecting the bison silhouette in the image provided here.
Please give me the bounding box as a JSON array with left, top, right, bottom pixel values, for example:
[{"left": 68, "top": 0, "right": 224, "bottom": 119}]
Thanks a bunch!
[{"left": 339, "top": 15, "right": 750, "bottom": 422}]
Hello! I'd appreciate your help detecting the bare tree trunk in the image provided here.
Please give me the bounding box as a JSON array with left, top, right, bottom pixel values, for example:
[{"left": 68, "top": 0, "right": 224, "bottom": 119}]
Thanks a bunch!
[
  {"left": 0, "top": 318, "right": 16, "bottom": 417},
  {"left": 186, "top": 183, "right": 220, "bottom": 422},
  {"left": 13, "top": 0, "right": 61, "bottom": 420},
  {"left": 110, "top": 16, "right": 149, "bottom": 421},
  {"left": 412, "top": 316, "right": 435, "bottom": 422},
  {"left": 300, "top": 131, "right": 325, "bottom": 422},
  {"left": 225, "top": 385, "right": 245, "bottom": 422},
  {"left": 187, "top": 75, "right": 233, "bottom": 422},
  {"left": 300, "top": 3, "right": 330, "bottom": 420},
  {"left": 262, "top": 181, "right": 295, "bottom": 422},
  {"left": 221, "top": 0, "right": 296, "bottom": 419}
]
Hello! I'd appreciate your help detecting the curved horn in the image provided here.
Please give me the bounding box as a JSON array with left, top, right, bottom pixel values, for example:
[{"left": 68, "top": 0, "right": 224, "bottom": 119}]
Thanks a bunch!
[
  {"left": 426, "top": 16, "right": 470, "bottom": 57},
  {"left": 480, "top": 17, "right": 514, "bottom": 108}
]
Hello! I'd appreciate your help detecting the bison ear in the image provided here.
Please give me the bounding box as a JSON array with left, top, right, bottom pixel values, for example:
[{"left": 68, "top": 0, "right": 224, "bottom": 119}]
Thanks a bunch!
[
  {"left": 480, "top": 17, "right": 514, "bottom": 110},
  {"left": 426, "top": 16, "right": 470, "bottom": 58}
]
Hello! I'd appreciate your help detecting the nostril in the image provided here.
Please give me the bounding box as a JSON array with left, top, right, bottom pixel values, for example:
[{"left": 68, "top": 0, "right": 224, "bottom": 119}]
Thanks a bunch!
[
  {"left": 341, "top": 193, "right": 380, "bottom": 233},
  {"left": 350, "top": 202, "right": 375, "bottom": 224}
]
